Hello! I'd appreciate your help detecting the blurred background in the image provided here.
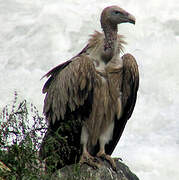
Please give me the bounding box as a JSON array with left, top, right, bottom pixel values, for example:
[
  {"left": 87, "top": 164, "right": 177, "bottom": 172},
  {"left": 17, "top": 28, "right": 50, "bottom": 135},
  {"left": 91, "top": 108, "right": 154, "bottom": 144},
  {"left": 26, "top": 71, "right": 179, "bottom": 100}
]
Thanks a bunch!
[{"left": 0, "top": 0, "right": 179, "bottom": 179}]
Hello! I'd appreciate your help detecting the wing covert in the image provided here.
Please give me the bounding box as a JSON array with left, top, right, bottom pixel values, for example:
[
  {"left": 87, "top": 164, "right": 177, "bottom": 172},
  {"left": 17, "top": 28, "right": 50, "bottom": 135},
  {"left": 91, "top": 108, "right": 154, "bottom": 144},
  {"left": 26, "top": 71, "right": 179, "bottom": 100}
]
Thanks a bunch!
[
  {"left": 43, "top": 54, "right": 98, "bottom": 124},
  {"left": 121, "top": 53, "right": 139, "bottom": 119}
]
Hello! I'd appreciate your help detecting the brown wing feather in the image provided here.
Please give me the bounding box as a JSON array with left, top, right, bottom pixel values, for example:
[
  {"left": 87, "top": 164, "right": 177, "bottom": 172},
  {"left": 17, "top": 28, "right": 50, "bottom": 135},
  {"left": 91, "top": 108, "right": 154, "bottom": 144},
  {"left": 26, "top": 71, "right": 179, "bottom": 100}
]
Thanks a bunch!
[
  {"left": 41, "top": 43, "right": 90, "bottom": 94},
  {"left": 105, "top": 53, "right": 139, "bottom": 155},
  {"left": 43, "top": 54, "right": 97, "bottom": 124},
  {"left": 121, "top": 53, "right": 139, "bottom": 118},
  {"left": 42, "top": 60, "right": 72, "bottom": 94}
]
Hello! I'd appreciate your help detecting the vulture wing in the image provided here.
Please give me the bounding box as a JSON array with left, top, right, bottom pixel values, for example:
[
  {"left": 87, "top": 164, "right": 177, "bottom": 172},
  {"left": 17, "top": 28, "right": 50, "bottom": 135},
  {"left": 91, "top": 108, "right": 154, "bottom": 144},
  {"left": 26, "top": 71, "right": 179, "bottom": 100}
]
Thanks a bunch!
[
  {"left": 105, "top": 53, "right": 139, "bottom": 155},
  {"left": 40, "top": 54, "right": 99, "bottom": 168}
]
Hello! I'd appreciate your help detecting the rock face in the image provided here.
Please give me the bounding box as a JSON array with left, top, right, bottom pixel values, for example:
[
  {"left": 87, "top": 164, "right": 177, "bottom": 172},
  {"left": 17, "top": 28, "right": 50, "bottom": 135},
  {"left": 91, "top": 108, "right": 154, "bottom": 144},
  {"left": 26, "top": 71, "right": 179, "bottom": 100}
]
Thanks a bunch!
[{"left": 51, "top": 159, "right": 139, "bottom": 180}]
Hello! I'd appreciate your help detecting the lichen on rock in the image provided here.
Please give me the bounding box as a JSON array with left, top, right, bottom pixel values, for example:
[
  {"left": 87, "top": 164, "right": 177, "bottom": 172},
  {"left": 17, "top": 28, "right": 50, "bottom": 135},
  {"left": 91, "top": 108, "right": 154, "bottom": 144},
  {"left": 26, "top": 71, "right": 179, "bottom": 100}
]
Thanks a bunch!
[{"left": 51, "top": 159, "right": 139, "bottom": 180}]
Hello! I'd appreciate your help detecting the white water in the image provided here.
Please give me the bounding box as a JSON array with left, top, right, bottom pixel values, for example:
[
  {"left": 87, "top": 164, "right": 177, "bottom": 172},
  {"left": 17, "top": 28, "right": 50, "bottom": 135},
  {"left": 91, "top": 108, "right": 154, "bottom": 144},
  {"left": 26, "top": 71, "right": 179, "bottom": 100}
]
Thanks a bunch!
[{"left": 0, "top": 0, "right": 179, "bottom": 179}]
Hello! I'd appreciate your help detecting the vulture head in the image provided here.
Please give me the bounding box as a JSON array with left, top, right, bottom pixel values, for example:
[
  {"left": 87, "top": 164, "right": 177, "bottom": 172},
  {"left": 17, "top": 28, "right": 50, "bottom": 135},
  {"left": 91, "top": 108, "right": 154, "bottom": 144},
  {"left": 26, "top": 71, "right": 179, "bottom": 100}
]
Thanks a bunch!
[{"left": 101, "top": 6, "right": 135, "bottom": 29}]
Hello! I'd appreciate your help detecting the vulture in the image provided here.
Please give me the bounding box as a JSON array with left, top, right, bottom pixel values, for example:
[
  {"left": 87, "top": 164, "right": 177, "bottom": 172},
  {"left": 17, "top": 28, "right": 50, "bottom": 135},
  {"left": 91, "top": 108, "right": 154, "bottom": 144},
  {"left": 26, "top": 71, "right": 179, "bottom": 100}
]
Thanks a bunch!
[{"left": 40, "top": 6, "right": 139, "bottom": 171}]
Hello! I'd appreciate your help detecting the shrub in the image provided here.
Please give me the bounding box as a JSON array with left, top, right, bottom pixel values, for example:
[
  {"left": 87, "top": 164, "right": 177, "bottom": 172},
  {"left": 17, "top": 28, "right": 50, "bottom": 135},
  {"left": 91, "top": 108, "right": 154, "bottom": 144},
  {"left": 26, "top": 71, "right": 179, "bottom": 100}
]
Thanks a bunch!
[{"left": 0, "top": 92, "right": 50, "bottom": 179}]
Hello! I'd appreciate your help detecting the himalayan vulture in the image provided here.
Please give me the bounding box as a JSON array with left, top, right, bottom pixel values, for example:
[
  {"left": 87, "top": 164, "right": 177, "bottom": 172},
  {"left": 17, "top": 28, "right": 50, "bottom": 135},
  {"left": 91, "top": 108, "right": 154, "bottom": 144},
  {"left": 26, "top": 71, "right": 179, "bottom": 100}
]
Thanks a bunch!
[{"left": 40, "top": 5, "right": 139, "bottom": 171}]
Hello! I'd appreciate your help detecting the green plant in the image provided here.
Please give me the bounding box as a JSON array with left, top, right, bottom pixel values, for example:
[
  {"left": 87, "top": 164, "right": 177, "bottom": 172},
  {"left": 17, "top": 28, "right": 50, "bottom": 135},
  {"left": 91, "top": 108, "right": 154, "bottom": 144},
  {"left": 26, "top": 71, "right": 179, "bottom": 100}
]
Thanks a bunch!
[{"left": 0, "top": 92, "right": 49, "bottom": 179}]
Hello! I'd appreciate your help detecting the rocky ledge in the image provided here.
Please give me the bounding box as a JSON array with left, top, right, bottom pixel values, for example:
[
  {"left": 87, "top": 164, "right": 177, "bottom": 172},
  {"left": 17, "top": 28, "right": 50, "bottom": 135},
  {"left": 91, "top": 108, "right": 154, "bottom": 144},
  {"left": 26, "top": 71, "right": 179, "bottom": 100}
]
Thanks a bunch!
[{"left": 51, "top": 159, "right": 139, "bottom": 180}]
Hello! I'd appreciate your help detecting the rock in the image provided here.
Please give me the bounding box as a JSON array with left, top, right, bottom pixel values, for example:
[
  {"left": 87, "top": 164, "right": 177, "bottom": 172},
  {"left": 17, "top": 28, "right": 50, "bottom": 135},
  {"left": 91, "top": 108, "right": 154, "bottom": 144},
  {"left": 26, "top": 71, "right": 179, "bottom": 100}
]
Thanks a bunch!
[{"left": 51, "top": 159, "right": 139, "bottom": 180}]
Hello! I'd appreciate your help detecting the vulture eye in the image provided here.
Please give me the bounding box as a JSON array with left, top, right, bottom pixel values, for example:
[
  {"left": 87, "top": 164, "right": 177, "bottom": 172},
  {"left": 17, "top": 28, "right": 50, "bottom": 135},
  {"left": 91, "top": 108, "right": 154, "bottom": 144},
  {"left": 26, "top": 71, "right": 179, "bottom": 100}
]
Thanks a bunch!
[{"left": 113, "top": 11, "right": 122, "bottom": 15}]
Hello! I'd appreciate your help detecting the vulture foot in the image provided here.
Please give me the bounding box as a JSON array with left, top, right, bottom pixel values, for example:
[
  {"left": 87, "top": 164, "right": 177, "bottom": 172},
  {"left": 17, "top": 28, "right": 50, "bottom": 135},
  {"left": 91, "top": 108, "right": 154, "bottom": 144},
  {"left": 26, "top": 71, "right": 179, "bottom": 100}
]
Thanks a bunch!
[
  {"left": 79, "top": 152, "right": 100, "bottom": 169},
  {"left": 97, "top": 151, "right": 116, "bottom": 171}
]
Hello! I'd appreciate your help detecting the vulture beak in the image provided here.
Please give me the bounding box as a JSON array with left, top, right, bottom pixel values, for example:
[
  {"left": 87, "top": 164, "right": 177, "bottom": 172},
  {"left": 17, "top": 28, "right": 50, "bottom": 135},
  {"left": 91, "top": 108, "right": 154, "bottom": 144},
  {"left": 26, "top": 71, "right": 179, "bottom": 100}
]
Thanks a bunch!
[{"left": 125, "top": 13, "right": 136, "bottom": 25}]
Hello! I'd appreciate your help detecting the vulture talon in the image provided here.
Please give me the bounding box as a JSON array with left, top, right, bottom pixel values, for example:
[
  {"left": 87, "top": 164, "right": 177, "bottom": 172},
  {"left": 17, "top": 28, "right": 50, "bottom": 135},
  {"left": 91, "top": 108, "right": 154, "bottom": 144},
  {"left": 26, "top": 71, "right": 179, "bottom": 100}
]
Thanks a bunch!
[
  {"left": 79, "top": 152, "right": 101, "bottom": 169},
  {"left": 97, "top": 152, "right": 117, "bottom": 171},
  {"left": 113, "top": 157, "right": 123, "bottom": 161}
]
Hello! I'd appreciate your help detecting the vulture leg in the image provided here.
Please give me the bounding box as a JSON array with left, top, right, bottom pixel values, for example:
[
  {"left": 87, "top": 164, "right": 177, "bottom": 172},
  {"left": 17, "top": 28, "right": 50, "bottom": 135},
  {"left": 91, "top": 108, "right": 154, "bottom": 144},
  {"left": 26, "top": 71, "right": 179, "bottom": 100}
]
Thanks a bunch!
[
  {"left": 79, "top": 146, "right": 100, "bottom": 169},
  {"left": 96, "top": 122, "right": 117, "bottom": 171},
  {"left": 80, "top": 126, "right": 100, "bottom": 169},
  {"left": 96, "top": 144, "right": 117, "bottom": 171}
]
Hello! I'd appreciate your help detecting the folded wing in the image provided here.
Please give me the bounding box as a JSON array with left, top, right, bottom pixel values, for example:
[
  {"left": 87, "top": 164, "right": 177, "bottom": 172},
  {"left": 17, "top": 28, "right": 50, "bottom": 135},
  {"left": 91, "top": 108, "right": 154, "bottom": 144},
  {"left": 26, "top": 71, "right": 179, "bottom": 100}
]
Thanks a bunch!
[
  {"left": 106, "top": 53, "right": 139, "bottom": 155},
  {"left": 40, "top": 54, "right": 99, "bottom": 167}
]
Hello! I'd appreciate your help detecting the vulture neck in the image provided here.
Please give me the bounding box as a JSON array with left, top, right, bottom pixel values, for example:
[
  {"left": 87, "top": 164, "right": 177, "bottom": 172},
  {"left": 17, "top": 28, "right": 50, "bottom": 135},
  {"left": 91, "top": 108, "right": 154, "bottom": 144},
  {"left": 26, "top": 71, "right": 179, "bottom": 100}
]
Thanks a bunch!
[{"left": 101, "top": 22, "right": 118, "bottom": 63}]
